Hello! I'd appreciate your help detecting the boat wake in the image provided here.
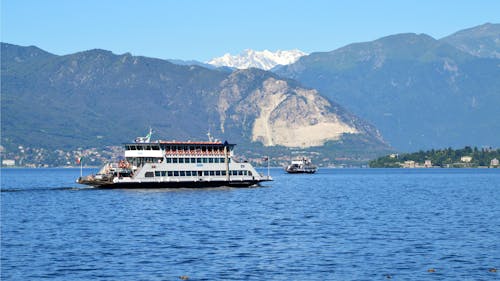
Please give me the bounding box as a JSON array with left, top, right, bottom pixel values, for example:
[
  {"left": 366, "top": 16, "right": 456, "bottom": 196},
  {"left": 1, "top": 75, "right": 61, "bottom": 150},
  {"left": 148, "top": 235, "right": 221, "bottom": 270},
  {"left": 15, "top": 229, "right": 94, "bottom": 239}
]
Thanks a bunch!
[{"left": 1, "top": 187, "right": 94, "bottom": 193}]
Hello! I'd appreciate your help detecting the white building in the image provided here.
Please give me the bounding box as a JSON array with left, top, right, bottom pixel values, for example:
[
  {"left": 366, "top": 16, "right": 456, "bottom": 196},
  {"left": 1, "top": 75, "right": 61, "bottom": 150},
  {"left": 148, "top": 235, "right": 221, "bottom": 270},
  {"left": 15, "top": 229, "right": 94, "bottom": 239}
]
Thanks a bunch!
[
  {"left": 2, "top": 159, "right": 15, "bottom": 166},
  {"left": 403, "top": 160, "right": 416, "bottom": 168},
  {"left": 460, "top": 156, "right": 472, "bottom": 163}
]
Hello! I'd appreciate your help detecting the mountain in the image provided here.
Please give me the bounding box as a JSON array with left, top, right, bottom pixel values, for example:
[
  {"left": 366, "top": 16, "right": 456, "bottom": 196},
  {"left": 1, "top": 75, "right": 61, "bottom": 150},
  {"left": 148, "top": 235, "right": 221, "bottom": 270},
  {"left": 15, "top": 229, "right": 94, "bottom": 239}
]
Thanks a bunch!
[
  {"left": 167, "top": 58, "right": 215, "bottom": 68},
  {"left": 1, "top": 43, "right": 389, "bottom": 166},
  {"left": 275, "top": 24, "right": 500, "bottom": 151},
  {"left": 441, "top": 23, "right": 500, "bottom": 58},
  {"left": 207, "top": 49, "right": 307, "bottom": 70},
  {"left": 166, "top": 59, "right": 233, "bottom": 73}
]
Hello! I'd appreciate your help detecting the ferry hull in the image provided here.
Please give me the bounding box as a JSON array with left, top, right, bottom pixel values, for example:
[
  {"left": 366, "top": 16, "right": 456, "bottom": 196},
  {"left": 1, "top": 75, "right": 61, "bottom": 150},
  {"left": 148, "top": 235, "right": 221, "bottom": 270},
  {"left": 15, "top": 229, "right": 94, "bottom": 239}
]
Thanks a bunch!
[
  {"left": 78, "top": 177, "right": 270, "bottom": 189},
  {"left": 285, "top": 169, "right": 316, "bottom": 174}
]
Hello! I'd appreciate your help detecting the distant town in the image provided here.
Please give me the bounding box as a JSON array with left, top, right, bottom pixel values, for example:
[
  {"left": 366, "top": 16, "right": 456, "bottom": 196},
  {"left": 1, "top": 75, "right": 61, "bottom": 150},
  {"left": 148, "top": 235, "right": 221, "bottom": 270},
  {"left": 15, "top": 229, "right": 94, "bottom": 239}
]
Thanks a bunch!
[
  {"left": 2, "top": 144, "right": 499, "bottom": 169},
  {"left": 1, "top": 145, "right": 322, "bottom": 168},
  {"left": 0, "top": 145, "right": 123, "bottom": 168}
]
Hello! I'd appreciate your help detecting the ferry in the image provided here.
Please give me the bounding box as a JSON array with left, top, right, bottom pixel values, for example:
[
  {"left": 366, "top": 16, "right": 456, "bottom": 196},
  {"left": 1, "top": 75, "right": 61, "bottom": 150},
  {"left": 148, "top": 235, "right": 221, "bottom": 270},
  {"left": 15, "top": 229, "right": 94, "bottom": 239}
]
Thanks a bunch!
[
  {"left": 285, "top": 157, "right": 317, "bottom": 174},
  {"left": 77, "top": 131, "right": 272, "bottom": 188}
]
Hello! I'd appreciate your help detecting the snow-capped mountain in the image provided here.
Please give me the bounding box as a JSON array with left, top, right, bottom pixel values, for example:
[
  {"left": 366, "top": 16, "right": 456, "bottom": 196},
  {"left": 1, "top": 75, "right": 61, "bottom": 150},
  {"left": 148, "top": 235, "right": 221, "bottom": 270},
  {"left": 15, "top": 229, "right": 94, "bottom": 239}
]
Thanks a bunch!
[{"left": 207, "top": 49, "right": 307, "bottom": 70}]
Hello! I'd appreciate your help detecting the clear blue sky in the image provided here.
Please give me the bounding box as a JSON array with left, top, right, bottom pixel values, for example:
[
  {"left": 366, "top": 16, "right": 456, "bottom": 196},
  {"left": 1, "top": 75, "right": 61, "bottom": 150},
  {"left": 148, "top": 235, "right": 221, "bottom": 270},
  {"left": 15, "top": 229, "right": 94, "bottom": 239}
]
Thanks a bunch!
[{"left": 2, "top": 0, "right": 499, "bottom": 62}]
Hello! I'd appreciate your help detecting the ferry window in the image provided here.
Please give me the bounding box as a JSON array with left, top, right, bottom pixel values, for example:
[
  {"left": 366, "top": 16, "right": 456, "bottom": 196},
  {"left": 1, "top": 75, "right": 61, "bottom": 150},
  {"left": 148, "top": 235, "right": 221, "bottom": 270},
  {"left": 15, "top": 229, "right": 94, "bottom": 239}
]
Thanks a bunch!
[
  {"left": 166, "top": 158, "right": 172, "bottom": 163},
  {"left": 209, "top": 158, "right": 214, "bottom": 163},
  {"left": 180, "top": 171, "right": 186, "bottom": 176},
  {"left": 183, "top": 158, "right": 189, "bottom": 164},
  {"left": 248, "top": 171, "right": 252, "bottom": 176},
  {"left": 155, "top": 171, "right": 161, "bottom": 177},
  {"left": 191, "top": 158, "right": 196, "bottom": 163},
  {"left": 174, "top": 171, "right": 179, "bottom": 177},
  {"left": 196, "top": 158, "right": 202, "bottom": 163},
  {"left": 145, "top": 172, "right": 154, "bottom": 178},
  {"left": 189, "top": 146, "right": 194, "bottom": 151},
  {"left": 152, "top": 146, "right": 160, "bottom": 150},
  {"left": 179, "top": 158, "right": 184, "bottom": 163},
  {"left": 203, "top": 171, "right": 209, "bottom": 176},
  {"left": 161, "top": 171, "right": 167, "bottom": 176},
  {"left": 137, "top": 146, "right": 143, "bottom": 150},
  {"left": 244, "top": 171, "right": 248, "bottom": 176},
  {"left": 238, "top": 171, "right": 243, "bottom": 176},
  {"left": 173, "top": 158, "right": 178, "bottom": 163},
  {"left": 222, "top": 171, "right": 226, "bottom": 176},
  {"left": 203, "top": 158, "right": 208, "bottom": 163},
  {"left": 131, "top": 146, "right": 137, "bottom": 150},
  {"left": 168, "top": 171, "right": 173, "bottom": 177},
  {"left": 145, "top": 146, "right": 151, "bottom": 150},
  {"left": 220, "top": 158, "right": 225, "bottom": 163},
  {"left": 185, "top": 171, "right": 191, "bottom": 176},
  {"left": 216, "top": 171, "right": 221, "bottom": 176},
  {"left": 209, "top": 171, "right": 215, "bottom": 176}
]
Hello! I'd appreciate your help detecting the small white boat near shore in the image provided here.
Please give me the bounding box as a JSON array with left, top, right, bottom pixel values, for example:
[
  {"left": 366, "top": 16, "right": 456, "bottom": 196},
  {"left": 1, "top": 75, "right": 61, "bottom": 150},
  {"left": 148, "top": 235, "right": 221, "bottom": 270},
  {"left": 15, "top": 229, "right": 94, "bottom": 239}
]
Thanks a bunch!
[{"left": 285, "top": 157, "right": 317, "bottom": 174}]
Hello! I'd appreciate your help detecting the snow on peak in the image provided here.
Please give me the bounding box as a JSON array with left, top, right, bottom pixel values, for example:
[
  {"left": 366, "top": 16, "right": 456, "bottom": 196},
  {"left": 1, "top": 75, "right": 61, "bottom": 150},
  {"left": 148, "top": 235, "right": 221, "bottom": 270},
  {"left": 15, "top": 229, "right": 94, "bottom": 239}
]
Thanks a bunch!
[{"left": 207, "top": 49, "right": 308, "bottom": 70}]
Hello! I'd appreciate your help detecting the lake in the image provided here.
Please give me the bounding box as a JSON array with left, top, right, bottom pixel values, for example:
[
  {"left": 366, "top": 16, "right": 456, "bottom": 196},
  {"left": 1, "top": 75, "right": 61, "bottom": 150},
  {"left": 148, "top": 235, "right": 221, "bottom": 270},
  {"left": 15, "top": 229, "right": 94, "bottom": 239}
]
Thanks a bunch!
[{"left": 1, "top": 168, "right": 499, "bottom": 280}]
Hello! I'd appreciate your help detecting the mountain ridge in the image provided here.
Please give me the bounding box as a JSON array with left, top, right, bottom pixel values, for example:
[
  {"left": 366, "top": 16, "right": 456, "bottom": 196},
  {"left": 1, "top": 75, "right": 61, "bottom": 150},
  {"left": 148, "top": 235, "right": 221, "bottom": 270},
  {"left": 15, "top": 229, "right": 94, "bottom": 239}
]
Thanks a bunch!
[
  {"left": 441, "top": 23, "right": 500, "bottom": 58},
  {"left": 1, "top": 43, "right": 389, "bottom": 166},
  {"left": 275, "top": 23, "right": 500, "bottom": 151}
]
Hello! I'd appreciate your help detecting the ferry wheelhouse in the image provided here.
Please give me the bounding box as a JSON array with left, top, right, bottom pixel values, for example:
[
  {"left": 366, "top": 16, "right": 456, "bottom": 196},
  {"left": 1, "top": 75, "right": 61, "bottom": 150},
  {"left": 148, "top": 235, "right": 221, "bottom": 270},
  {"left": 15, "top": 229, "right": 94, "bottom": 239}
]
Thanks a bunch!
[{"left": 77, "top": 135, "right": 272, "bottom": 188}]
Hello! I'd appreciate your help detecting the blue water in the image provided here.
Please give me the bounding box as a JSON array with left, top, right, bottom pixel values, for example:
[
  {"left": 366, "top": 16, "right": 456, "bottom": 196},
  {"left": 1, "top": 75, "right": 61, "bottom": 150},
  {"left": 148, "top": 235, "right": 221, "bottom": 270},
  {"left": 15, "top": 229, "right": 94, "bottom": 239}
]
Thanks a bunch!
[{"left": 1, "top": 168, "right": 499, "bottom": 281}]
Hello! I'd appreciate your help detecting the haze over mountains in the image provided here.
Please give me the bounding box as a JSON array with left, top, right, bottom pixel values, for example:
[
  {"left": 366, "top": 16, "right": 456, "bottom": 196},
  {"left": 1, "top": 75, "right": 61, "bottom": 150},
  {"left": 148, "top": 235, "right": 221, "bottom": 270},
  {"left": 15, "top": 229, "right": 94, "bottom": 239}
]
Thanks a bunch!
[{"left": 1, "top": 23, "right": 499, "bottom": 166}]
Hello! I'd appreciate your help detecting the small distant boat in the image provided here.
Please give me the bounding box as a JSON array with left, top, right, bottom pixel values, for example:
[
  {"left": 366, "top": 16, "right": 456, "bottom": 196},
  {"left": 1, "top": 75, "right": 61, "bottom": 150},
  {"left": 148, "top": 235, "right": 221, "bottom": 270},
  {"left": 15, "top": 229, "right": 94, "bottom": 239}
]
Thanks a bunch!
[{"left": 285, "top": 157, "right": 317, "bottom": 174}]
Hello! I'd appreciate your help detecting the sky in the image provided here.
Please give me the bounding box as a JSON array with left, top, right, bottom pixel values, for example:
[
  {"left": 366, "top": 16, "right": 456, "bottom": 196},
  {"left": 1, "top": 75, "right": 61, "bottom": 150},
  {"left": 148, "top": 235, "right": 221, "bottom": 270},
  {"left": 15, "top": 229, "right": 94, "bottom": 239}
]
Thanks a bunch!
[{"left": 2, "top": 0, "right": 499, "bottom": 62}]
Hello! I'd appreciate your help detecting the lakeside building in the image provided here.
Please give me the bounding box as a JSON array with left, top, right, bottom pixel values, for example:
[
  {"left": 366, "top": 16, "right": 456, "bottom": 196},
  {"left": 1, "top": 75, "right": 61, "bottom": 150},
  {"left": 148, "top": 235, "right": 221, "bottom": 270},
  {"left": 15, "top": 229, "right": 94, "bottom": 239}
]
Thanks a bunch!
[
  {"left": 461, "top": 156, "right": 473, "bottom": 163},
  {"left": 2, "top": 159, "right": 15, "bottom": 166}
]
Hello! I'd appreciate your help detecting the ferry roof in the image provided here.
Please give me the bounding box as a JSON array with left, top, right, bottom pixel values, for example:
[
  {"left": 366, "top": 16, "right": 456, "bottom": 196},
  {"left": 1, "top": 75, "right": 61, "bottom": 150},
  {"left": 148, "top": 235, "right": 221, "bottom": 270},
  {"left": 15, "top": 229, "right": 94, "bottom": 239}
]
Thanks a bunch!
[{"left": 124, "top": 140, "right": 235, "bottom": 146}]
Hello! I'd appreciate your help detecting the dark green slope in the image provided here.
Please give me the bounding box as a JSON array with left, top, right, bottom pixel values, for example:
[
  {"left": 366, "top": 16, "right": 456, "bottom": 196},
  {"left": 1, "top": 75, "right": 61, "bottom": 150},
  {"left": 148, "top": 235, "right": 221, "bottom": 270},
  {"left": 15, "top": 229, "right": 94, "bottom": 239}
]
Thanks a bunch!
[{"left": 1, "top": 44, "right": 228, "bottom": 150}]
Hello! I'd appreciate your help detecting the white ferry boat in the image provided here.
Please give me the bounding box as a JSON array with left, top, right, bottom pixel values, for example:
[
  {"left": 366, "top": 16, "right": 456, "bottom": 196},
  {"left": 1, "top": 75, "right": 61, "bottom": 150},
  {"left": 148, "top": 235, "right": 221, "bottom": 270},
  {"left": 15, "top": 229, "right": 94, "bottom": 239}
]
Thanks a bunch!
[
  {"left": 77, "top": 132, "right": 272, "bottom": 188},
  {"left": 285, "top": 157, "right": 317, "bottom": 174}
]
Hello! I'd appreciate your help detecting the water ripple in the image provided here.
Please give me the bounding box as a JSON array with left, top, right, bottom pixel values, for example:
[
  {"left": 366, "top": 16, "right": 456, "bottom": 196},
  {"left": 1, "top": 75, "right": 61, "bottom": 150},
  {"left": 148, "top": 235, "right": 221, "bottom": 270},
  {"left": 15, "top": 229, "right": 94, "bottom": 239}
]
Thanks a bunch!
[{"left": 1, "top": 168, "right": 500, "bottom": 280}]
